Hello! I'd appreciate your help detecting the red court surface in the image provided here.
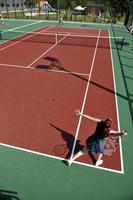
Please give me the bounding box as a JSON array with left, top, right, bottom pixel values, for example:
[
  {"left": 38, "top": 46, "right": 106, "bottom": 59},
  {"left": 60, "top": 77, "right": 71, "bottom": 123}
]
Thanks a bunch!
[{"left": 0, "top": 26, "right": 122, "bottom": 173}]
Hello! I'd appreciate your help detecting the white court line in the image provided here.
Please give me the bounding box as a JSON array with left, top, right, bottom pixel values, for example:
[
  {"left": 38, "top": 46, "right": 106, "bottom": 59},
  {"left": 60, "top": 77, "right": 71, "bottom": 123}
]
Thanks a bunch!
[
  {"left": 4, "top": 20, "right": 41, "bottom": 32},
  {"left": 69, "top": 29, "right": 101, "bottom": 162},
  {"left": 0, "top": 20, "right": 42, "bottom": 45},
  {"left": 0, "top": 26, "right": 55, "bottom": 51},
  {"left": 0, "top": 63, "right": 26, "bottom": 68},
  {"left": 27, "top": 33, "right": 71, "bottom": 68},
  {"left": 0, "top": 63, "right": 89, "bottom": 77},
  {"left": 108, "top": 30, "right": 124, "bottom": 174},
  {"left": 0, "top": 142, "right": 123, "bottom": 174}
]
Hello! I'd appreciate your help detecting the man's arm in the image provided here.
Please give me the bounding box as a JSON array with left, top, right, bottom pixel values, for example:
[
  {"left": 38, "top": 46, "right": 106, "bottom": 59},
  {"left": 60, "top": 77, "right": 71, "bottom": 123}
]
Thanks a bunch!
[{"left": 75, "top": 109, "right": 101, "bottom": 123}]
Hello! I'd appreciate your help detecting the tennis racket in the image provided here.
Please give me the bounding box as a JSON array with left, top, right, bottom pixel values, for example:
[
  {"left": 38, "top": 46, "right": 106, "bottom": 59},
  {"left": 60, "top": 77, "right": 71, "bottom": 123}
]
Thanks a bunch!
[{"left": 103, "top": 137, "right": 119, "bottom": 156}]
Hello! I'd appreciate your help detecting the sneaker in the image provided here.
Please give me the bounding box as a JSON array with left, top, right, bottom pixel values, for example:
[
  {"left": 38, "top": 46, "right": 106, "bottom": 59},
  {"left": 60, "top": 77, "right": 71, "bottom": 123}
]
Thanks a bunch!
[
  {"left": 95, "top": 159, "right": 103, "bottom": 167},
  {"left": 67, "top": 159, "right": 73, "bottom": 167}
]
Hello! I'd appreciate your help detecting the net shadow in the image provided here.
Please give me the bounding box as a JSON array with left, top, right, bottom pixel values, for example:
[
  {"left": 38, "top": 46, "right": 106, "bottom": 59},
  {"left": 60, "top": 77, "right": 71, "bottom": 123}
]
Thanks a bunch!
[{"left": 111, "top": 25, "right": 133, "bottom": 125}]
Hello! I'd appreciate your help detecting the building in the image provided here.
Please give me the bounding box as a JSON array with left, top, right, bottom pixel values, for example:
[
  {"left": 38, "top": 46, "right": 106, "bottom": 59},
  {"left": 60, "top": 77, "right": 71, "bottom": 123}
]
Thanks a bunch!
[{"left": 87, "top": 1, "right": 104, "bottom": 16}]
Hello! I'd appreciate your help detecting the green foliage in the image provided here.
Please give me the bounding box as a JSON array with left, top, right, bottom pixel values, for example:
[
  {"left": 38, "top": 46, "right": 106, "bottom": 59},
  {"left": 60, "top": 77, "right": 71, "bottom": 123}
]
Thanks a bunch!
[
  {"left": 95, "top": 0, "right": 133, "bottom": 11},
  {"left": 0, "top": 2, "right": 4, "bottom": 7},
  {"left": 49, "top": 0, "right": 133, "bottom": 15}
]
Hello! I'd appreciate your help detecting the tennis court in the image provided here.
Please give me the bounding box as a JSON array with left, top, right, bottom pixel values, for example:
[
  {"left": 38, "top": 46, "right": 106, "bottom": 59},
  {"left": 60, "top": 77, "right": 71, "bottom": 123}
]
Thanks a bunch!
[{"left": 0, "top": 19, "right": 133, "bottom": 200}]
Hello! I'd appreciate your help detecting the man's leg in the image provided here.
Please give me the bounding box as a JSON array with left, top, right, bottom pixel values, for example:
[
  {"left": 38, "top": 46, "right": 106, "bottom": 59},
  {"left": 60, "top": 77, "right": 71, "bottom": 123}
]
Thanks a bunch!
[
  {"left": 67, "top": 151, "right": 85, "bottom": 166},
  {"left": 95, "top": 153, "right": 103, "bottom": 166}
]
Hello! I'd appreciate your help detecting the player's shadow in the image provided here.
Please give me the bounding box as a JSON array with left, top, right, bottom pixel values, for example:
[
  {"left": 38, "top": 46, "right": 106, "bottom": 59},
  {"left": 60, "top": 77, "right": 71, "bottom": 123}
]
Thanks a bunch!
[
  {"left": 0, "top": 190, "right": 20, "bottom": 200},
  {"left": 50, "top": 123, "right": 96, "bottom": 164},
  {"left": 36, "top": 56, "right": 88, "bottom": 82},
  {"left": 44, "top": 56, "right": 64, "bottom": 69},
  {"left": 50, "top": 123, "right": 84, "bottom": 159},
  {"left": 36, "top": 56, "right": 64, "bottom": 70}
]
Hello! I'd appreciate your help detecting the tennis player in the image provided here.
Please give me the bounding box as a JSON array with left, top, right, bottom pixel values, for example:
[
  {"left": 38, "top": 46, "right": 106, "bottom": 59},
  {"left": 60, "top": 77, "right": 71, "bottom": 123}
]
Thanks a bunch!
[
  {"left": 58, "top": 14, "right": 63, "bottom": 26},
  {"left": 67, "top": 109, "right": 128, "bottom": 167}
]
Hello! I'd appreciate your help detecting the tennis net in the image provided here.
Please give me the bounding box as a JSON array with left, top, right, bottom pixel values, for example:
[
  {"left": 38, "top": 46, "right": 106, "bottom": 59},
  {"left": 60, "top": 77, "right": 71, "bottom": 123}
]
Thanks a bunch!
[{"left": 0, "top": 30, "right": 124, "bottom": 49}]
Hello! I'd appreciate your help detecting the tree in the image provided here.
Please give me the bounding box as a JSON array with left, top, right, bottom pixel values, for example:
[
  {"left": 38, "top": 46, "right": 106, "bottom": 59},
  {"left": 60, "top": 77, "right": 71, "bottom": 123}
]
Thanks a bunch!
[
  {"left": 12, "top": 0, "right": 17, "bottom": 18},
  {"left": 4, "top": 0, "right": 9, "bottom": 18},
  {"left": 0, "top": 2, "right": 5, "bottom": 14},
  {"left": 21, "top": 0, "right": 25, "bottom": 18},
  {"left": 95, "top": 0, "right": 133, "bottom": 16}
]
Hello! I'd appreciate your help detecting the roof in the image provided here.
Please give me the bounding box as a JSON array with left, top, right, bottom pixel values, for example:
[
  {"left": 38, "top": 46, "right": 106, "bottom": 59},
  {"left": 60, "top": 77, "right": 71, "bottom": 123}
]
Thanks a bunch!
[{"left": 74, "top": 5, "right": 86, "bottom": 11}]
